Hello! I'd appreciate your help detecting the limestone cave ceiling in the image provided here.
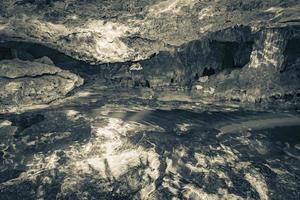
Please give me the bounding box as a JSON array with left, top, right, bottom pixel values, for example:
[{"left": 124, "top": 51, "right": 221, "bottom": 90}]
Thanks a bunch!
[{"left": 0, "top": 0, "right": 299, "bottom": 64}]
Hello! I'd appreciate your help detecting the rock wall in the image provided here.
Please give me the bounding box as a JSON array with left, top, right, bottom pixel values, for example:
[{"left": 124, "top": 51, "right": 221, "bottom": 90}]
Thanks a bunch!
[
  {"left": 248, "top": 29, "right": 287, "bottom": 70},
  {"left": 101, "top": 25, "right": 300, "bottom": 104},
  {"left": 110, "top": 26, "right": 254, "bottom": 89},
  {"left": 191, "top": 27, "right": 300, "bottom": 103}
]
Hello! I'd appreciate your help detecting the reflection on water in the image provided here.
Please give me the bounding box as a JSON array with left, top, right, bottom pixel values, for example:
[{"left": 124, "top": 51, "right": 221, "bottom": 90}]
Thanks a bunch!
[{"left": 0, "top": 103, "right": 300, "bottom": 199}]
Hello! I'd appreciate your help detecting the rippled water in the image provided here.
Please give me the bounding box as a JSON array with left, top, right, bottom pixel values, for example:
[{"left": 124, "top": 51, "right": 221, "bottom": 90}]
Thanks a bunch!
[{"left": 0, "top": 91, "right": 300, "bottom": 199}]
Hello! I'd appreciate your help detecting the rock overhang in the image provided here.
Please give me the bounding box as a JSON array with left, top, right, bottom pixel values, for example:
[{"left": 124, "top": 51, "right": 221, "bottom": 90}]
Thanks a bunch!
[{"left": 0, "top": 0, "right": 299, "bottom": 64}]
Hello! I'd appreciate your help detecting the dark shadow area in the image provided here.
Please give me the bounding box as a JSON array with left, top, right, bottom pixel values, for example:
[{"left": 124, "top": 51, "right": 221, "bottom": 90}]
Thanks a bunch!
[
  {"left": 265, "top": 125, "right": 300, "bottom": 146},
  {"left": 10, "top": 113, "right": 45, "bottom": 137},
  {"left": 0, "top": 46, "right": 14, "bottom": 60},
  {"left": 202, "top": 67, "right": 216, "bottom": 76},
  {"left": 279, "top": 37, "right": 300, "bottom": 87},
  {"left": 284, "top": 38, "right": 300, "bottom": 67}
]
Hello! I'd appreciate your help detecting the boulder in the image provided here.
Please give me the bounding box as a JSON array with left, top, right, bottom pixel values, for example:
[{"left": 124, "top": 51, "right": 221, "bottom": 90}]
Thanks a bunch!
[{"left": 0, "top": 59, "right": 83, "bottom": 113}]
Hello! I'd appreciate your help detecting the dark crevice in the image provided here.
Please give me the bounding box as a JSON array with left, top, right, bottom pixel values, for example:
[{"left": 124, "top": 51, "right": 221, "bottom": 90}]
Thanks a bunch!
[
  {"left": 145, "top": 80, "right": 151, "bottom": 88},
  {"left": 202, "top": 67, "right": 216, "bottom": 77},
  {"left": 281, "top": 37, "right": 300, "bottom": 77},
  {"left": 284, "top": 38, "right": 300, "bottom": 66},
  {"left": 0, "top": 72, "right": 60, "bottom": 80},
  {"left": 0, "top": 40, "right": 103, "bottom": 80}
]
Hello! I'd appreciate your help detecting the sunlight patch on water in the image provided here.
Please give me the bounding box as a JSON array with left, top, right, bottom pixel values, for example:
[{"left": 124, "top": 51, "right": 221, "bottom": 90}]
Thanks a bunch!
[{"left": 20, "top": 115, "right": 163, "bottom": 198}]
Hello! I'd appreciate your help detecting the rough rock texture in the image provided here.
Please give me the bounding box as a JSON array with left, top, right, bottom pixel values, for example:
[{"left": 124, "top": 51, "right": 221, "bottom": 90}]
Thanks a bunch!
[
  {"left": 0, "top": 0, "right": 299, "bottom": 64},
  {"left": 104, "top": 26, "right": 299, "bottom": 103},
  {"left": 0, "top": 59, "right": 83, "bottom": 113},
  {"left": 191, "top": 27, "right": 300, "bottom": 103},
  {"left": 0, "top": 1, "right": 299, "bottom": 103}
]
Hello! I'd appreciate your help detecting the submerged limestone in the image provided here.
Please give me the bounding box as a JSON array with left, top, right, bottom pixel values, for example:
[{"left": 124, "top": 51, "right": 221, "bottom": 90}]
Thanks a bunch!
[
  {"left": 0, "top": 59, "right": 83, "bottom": 113},
  {"left": 1, "top": 106, "right": 300, "bottom": 199}
]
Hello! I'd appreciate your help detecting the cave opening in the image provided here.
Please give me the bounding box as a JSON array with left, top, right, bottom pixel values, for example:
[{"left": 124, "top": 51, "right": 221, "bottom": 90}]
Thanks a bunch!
[
  {"left": 221, "top": 42, "right": 236, "bottom": 69},
  {"left": 211, "top": 40, "right": 253, "bottom": 70}
]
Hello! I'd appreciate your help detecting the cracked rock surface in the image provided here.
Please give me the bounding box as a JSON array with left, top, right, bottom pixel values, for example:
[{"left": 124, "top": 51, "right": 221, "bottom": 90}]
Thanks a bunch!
[
  {"left": 0, "top": 0, "right": 299, "bottom": 64},
  {"left": 0, "top": 58, "right": 83, "bottom": 113}
]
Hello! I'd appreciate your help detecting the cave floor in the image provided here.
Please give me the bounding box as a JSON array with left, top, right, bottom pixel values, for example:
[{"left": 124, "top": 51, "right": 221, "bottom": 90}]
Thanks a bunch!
[{"left": 0, "top": 85, "right": 300, "bottom": 200}]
